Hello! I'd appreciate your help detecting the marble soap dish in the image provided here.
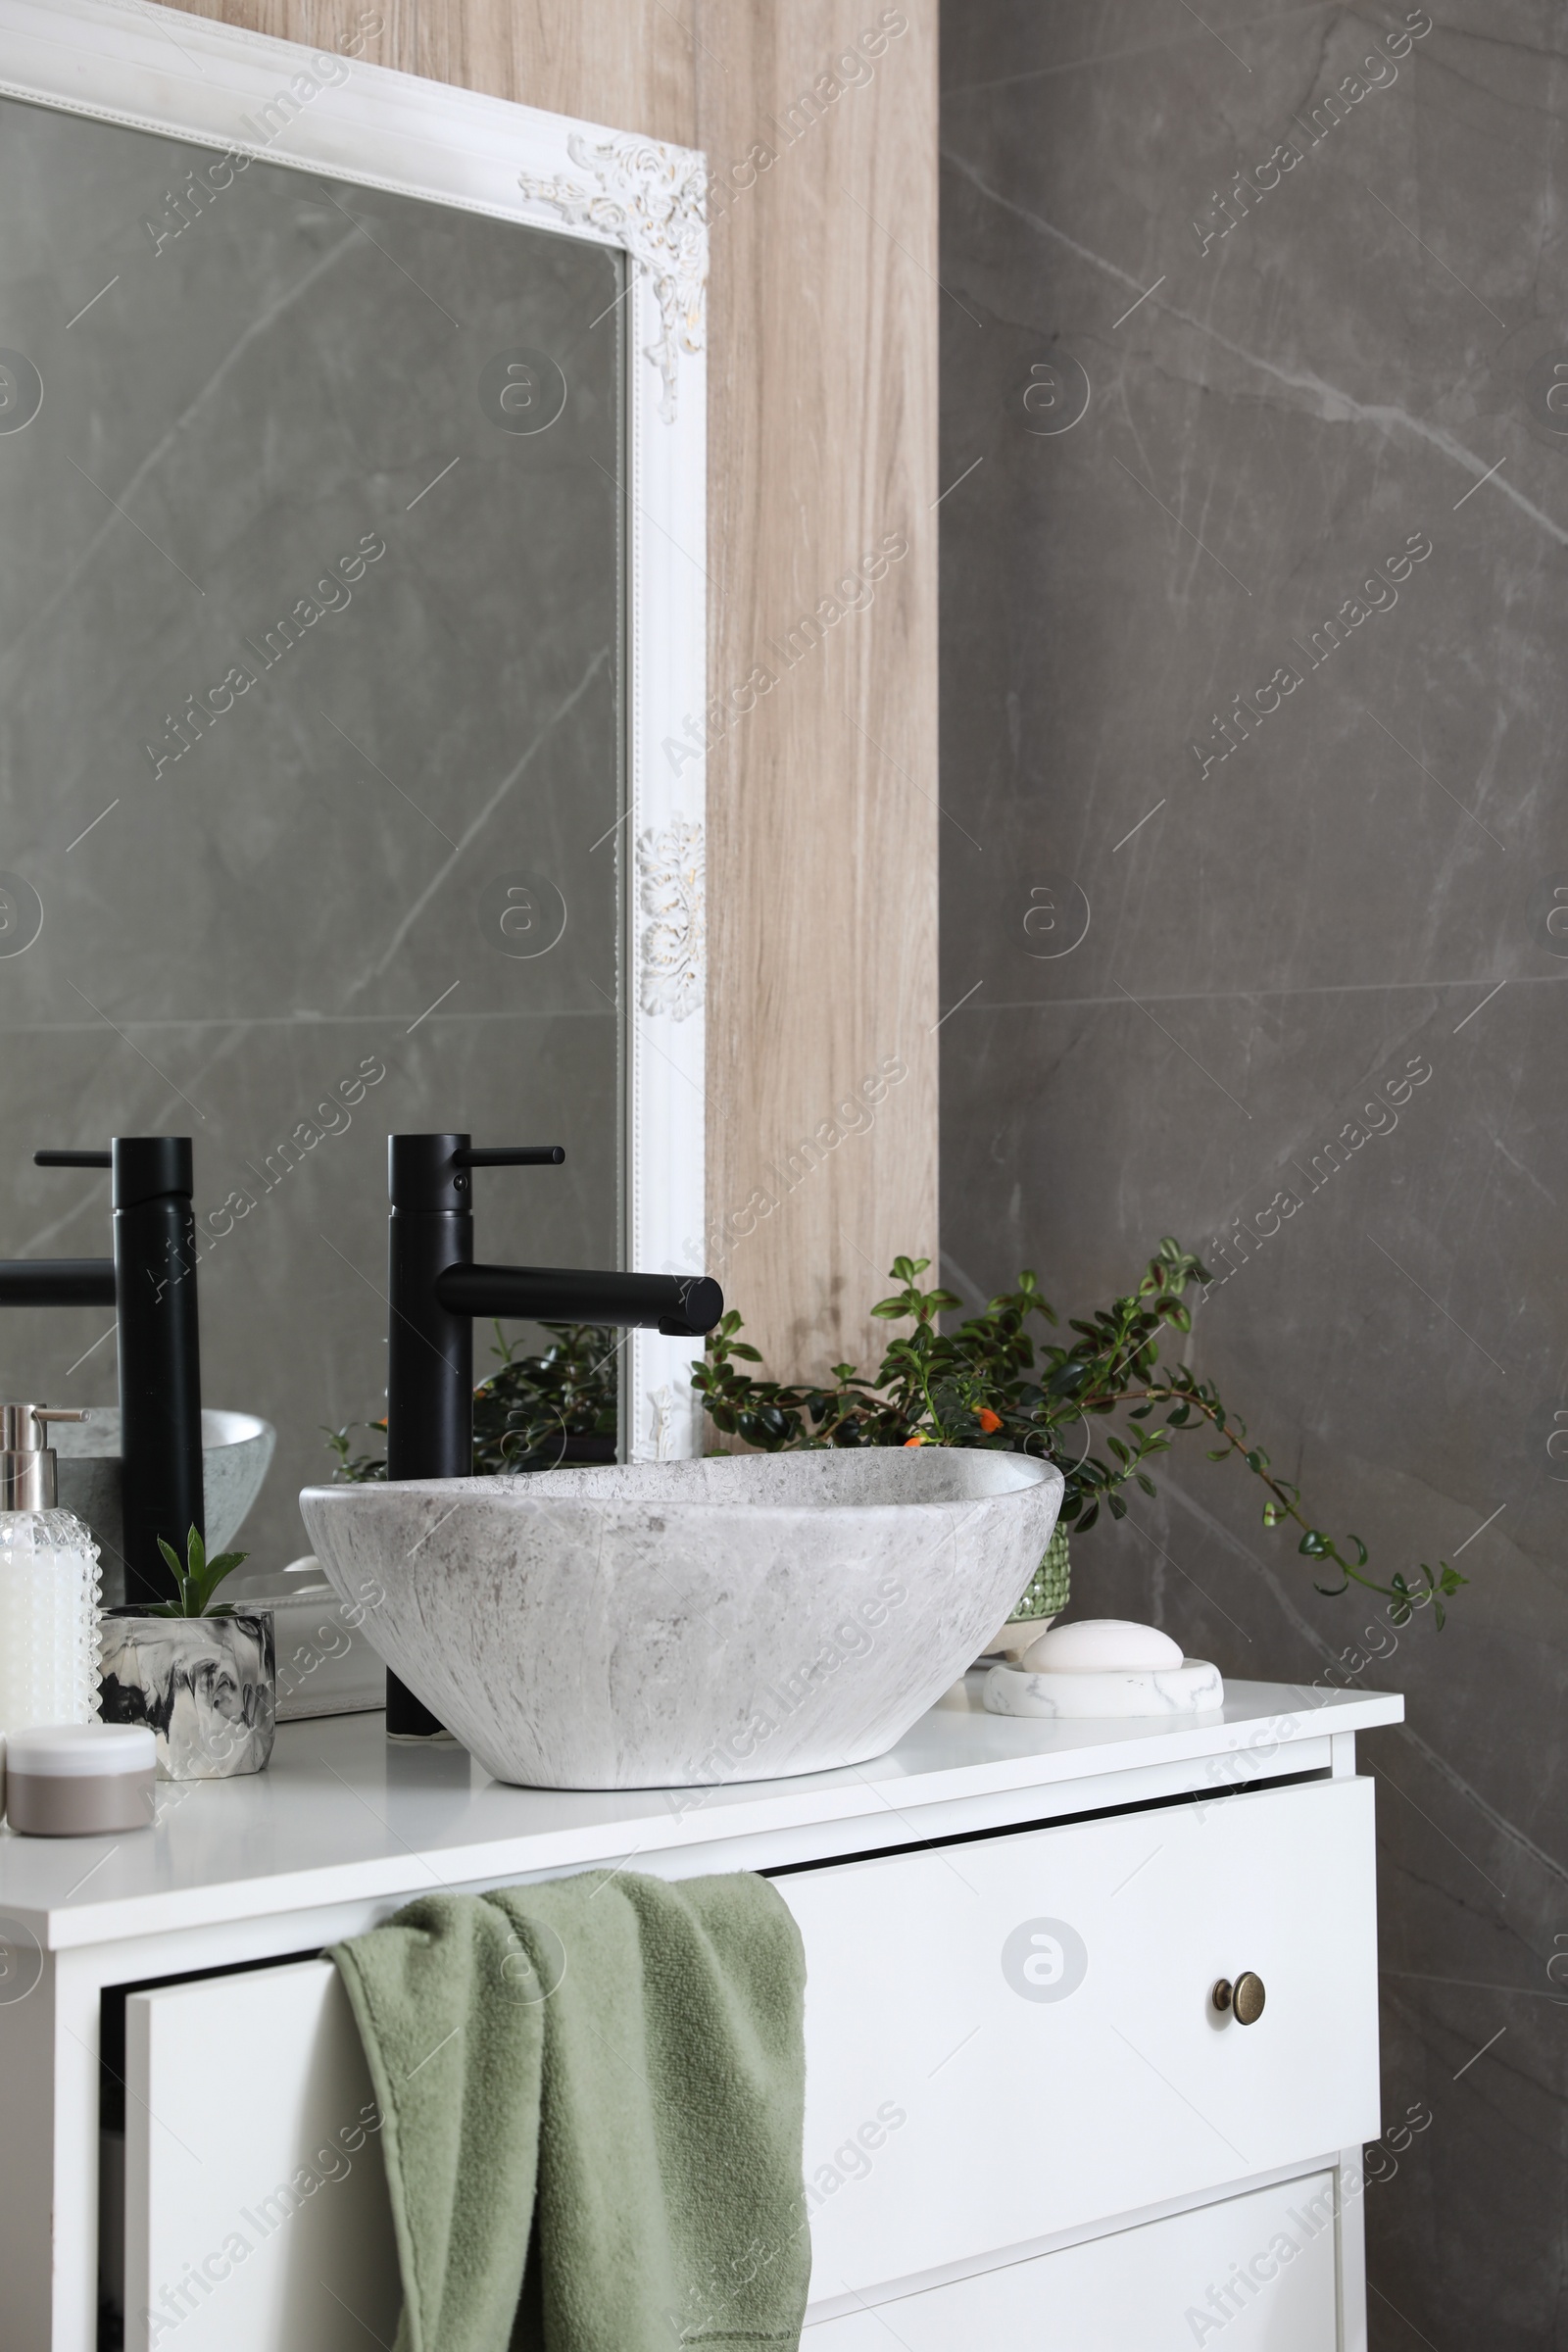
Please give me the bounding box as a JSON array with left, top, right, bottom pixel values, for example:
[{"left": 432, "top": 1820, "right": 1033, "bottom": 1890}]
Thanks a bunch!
[{"left": 984, "top": 1617, "right": 1224, "bottom": 1721}]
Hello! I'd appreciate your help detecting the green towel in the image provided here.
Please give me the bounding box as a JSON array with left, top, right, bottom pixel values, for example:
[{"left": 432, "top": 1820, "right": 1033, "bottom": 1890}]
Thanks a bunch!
[{"left": 330, "top": 1870, "right": 810, "bottom": 2352}]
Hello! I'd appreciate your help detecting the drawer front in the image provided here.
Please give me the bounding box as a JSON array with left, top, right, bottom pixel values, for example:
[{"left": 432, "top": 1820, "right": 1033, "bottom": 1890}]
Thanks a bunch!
[
  {"left": 803, "top": 2170, "right": 1342, "bottom": 2349},
  {"left": 783, "top": 1775, "right": 1378, "bottom": 2301},
  {"left": 115, "top": 1778, "right": 1377, "bottom": 2346},
  {"left": 122, "top": 1961, "right": 400, "bottom": 2352}
]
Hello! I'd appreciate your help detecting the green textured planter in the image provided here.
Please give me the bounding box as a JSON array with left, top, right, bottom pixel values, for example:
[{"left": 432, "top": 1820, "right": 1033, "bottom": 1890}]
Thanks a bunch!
[
  {"left": 983, "top": 1524, "right": 1071, "bottom": 1660},
  {"left": 1013, "top": 1523, "right": 1071, "bottom": 1620}
]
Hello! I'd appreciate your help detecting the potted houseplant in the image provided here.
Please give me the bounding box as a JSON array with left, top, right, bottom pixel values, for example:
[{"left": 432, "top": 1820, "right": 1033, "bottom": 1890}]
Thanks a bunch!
[
  {"left": 329, "top": 1244, "right": 1462, "bottom": 1643},
  {"left": 692, "top": 1241, "right": 1463, "bottom": 1638},
  {"left": 99, "top": 1527, "right": 275, "bottom": 1780}
]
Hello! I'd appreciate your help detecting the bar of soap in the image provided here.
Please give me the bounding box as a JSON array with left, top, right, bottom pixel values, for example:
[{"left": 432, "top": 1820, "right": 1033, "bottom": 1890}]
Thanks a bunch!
[{"left": 1018, "top": 1618, "right": 1184, "bottom": 1675}]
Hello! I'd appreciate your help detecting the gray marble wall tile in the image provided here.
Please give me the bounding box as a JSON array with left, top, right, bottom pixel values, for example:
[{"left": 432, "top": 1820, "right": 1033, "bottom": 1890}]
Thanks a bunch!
[{"left": 941, "top": 5, "right": 1568, "bottom": 2342}]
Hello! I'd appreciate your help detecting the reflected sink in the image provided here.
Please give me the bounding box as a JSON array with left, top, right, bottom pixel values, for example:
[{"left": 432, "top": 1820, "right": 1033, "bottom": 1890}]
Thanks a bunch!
[
  {"left": 56, "top": 1409, "right": 275, "bottom": 1597},
  {"left": 298, "top": 1447, "right": 1064, "bottom": 1789}
]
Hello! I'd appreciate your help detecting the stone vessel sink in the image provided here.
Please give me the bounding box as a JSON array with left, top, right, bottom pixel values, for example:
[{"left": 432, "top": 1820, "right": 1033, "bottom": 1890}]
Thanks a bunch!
[
  {"left": 298, "top": 1447, "right": 1064, "bottom": 1789},
  {"left": 56, "top": 1409, "right": 275, "bottom": 1597}
]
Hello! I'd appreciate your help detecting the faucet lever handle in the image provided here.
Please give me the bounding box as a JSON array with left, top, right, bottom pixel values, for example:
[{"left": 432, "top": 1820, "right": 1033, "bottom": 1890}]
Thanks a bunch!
[
  {"left": 34, "top": 1151, "right": 111, "bottom": 1168},
  {"left": 453, "top": 1146, "right": 565, "bottom": 1168},
  {"left": 33, "top": 1408, "right": 89, "bottom": 1425}
]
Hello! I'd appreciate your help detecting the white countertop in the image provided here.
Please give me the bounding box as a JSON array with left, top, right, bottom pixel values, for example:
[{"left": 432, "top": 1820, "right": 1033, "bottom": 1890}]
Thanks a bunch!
[{"left": 0, "top": 1677, "right": 1401, "bottom": 1951}]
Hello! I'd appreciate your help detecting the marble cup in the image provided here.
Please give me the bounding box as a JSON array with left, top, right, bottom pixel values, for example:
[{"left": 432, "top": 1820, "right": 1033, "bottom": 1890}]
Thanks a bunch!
[{"left": 98, "top": 1607, "right": 276, "bottom": 1781}]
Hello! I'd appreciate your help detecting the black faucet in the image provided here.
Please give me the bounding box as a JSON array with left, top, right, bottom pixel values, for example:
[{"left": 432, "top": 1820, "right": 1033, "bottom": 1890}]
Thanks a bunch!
[
  {"left": 0, "top": 1138, "right": 203, "bottom": 1604},
  {"left": 381, "top": 1132, "right": 723, "bottom": 1737}
]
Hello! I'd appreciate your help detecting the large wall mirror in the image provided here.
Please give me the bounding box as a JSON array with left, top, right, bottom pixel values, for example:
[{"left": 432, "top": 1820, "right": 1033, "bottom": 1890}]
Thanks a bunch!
[{"left": 0, "top": 0, "right": 708, "bottom": 1590}]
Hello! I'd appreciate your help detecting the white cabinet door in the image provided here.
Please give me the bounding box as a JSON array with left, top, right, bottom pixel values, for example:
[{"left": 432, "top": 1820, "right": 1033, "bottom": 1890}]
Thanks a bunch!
[
  {"left": 803, "top": 2170, "right": 1341, "bottom": 2350},
  {"left": 782, "top": 1776, "right": 1378, "bottom": 2302},
  {"left": 122, "top": 1961, "right": 400, "bottom": 2352}
]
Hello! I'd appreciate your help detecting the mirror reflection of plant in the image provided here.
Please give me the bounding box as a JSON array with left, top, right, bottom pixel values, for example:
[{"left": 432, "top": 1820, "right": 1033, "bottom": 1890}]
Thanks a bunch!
[
  {"left": 321, "top": 1420, "right": 389, "bottom": 1483},
  {"left": 693, "top": 1242, "right": 1463, "bottom": 1628},
  {"left": 146, "top": 1524, "right": 251, "bottom": 1617},
  {"left": 324, "top": 1321, "right": 618, "bottom": 1483},
  {"left": 472, "top": 1322, "right": 617, "bottom": 1471}
]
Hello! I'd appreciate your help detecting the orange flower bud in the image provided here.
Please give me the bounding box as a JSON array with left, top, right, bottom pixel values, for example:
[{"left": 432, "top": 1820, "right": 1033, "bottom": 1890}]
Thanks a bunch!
[{"left": 976, "top": 1407, "right": 1003, "bottom": 1434}]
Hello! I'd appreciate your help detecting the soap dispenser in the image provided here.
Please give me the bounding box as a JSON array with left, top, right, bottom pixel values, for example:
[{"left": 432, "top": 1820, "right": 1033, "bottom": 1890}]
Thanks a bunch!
[{"left": 0, "top": 1405, "right": 102, "bottom": 1736}]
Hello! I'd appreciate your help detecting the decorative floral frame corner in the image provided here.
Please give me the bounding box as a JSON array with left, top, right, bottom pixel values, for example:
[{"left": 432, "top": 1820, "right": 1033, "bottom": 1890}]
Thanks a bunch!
[{"left": 1, "top": 0, "right": 711, "bottom": 1463}]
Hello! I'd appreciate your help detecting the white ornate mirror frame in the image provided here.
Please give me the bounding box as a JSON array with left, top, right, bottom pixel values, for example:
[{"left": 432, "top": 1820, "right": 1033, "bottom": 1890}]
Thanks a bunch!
[{"left": 0, "top": 0, "right": 709, "bottom": 1461}]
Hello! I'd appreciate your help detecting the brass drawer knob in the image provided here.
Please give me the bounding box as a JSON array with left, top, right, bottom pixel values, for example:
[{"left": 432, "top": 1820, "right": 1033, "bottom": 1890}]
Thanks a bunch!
[{"left": 1212, "top": 1972, "right": 1266, "bottom": 2025}]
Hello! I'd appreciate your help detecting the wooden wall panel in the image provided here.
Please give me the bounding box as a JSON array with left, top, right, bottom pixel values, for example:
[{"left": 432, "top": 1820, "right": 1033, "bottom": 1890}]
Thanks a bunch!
[
  {"left": 180, "top": 0, "right": 939, "bottom": 1389},
  {"left": 177, "top": 1, "right": 696, "bottom": 140},
  {"left": 696, "top": 3, "right": 939, "bottom": 1383}
]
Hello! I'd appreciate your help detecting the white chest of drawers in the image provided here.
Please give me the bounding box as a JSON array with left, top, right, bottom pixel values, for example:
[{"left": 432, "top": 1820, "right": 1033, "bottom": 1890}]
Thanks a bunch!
[{"left": 0, "top": 1674, "right": 1400, "bottom": 2351}]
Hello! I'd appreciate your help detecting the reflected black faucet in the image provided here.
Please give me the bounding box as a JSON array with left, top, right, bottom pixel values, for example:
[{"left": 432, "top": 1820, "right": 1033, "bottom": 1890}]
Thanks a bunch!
[
  {"left": 381, "top": 1132, "right": 723, "bottom": 1737},
  {"left": 0, "top": 1138, "right": 203, "bottom": 1603}
]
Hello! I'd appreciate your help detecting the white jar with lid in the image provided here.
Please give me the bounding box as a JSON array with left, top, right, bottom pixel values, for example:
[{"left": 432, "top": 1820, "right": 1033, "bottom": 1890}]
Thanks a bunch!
[{"left": 6, "top": 1722, "right": 155, "bottom": 1835}]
